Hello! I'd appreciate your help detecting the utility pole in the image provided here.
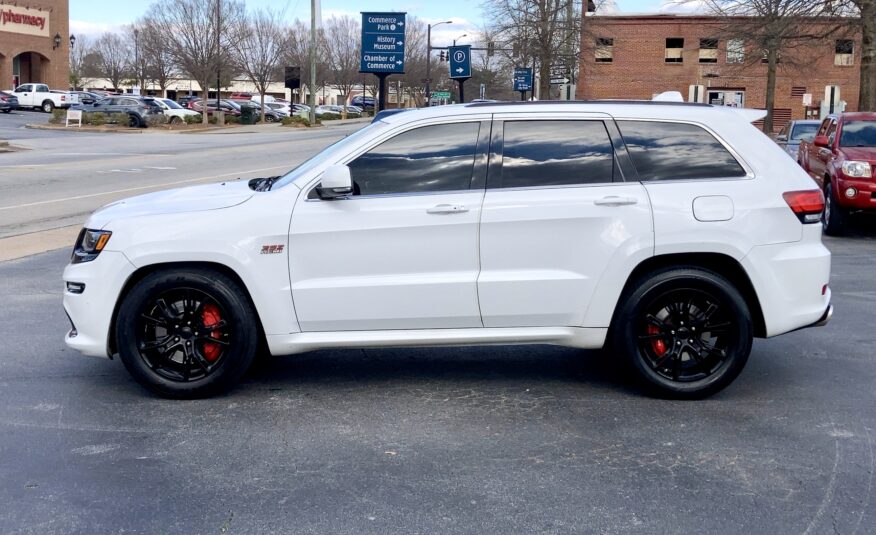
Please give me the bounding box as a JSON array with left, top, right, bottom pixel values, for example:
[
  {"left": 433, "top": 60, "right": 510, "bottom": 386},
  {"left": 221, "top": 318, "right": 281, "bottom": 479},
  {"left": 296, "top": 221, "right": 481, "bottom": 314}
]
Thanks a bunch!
[
  {"left": 425, "top": 20, "right": 452, "bottom": 106},
  {"left": 216, "top": 0, "right": 221, "bottom": 111},
  {"left": 133, "top": 28, "right": 140, "bottom": 94},
  {"left": 308, "top": 0, "right": 317, "bottom": 124}
]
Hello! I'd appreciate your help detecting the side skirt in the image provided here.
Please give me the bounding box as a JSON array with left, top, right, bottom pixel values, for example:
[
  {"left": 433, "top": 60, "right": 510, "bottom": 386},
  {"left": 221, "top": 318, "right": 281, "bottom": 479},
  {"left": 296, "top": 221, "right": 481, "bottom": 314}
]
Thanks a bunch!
[{"left": 266, "top": 327, "right": 608, "bottom": 356}]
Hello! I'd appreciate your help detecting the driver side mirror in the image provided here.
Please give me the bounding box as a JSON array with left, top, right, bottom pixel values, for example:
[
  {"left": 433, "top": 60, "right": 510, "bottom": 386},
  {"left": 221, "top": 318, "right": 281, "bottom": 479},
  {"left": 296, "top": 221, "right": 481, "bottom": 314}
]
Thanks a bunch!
[
  {"left": 775, "top": 134, "right": 787, "bottom": 142},
  {"left": 813, "top": 134, "right": 830, "bottom": 148},
  {"left": 316, "top": 164, "right": 353, "bottom": 199}
]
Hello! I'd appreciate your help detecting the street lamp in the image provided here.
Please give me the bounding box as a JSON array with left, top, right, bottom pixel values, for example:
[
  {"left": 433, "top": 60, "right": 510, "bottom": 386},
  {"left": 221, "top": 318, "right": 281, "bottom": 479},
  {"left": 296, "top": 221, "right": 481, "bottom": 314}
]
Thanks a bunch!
[
  {"left": 453, "top": 34, "right": 467, "bottom": 46},
  {"left": 69, "top": 34, "right": 76, "bottom": 49},
  {"left": 425, "top": 20, "right": 453, "bottom": 106},
  {"left": 133, "top": 28, "right": 140, "bottom": 94},
  {"left": 52, "top": 33, "right": 62, "bottom": 50}
]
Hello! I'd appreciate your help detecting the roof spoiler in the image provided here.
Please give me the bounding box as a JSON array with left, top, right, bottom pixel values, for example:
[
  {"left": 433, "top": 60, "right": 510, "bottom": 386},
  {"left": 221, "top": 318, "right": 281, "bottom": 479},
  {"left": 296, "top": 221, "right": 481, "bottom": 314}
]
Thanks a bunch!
[{"left": 733, "top": 108, "right": 769, "bottom": 122}]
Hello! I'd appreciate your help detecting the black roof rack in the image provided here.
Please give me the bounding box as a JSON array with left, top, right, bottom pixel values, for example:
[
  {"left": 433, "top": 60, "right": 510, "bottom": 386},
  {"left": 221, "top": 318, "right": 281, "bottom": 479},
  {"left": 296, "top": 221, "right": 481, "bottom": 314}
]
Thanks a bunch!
[{"left": 465, "top": 100, "right": 713, "bottom": 108}]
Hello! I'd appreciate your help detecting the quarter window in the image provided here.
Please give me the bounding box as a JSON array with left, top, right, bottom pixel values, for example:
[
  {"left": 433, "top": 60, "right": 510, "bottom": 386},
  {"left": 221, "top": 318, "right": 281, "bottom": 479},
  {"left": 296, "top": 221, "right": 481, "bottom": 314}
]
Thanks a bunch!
[
  {"left": 347, "top": 122, "right": 480, "bottom": 196},
  {"left": 499, "top": 120, "right": 615, "bottom": 188},
  {"left": 618, "top": 121, "right": 746, "bottom": 181}
]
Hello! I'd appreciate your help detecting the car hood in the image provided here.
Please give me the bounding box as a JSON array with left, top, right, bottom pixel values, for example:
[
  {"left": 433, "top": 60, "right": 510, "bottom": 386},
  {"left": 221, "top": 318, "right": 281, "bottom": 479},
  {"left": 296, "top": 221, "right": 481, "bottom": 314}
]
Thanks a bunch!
[
  {"left": 839, "top": 147, "right": 876, "bottom": 162},
  {"left": 86, "top": 180, "right": 255, "bottom": 229}
]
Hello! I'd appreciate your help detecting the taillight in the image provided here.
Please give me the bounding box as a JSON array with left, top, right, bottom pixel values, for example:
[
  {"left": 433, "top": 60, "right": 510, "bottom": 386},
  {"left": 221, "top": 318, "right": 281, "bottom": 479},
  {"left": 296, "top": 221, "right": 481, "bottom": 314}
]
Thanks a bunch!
[
  {"left": 783, "top": 190, "right": 825, "bottom": 224},
  {"left": 61, "top": 96, "right": 66, "bottom": 101}
]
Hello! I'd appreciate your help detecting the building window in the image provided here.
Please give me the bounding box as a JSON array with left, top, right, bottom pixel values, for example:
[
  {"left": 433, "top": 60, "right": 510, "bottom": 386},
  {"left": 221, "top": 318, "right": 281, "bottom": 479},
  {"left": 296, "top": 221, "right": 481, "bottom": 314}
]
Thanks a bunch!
[
  {"left": 665, "top": 38, "right": 684, "bottom": 63},
  {"left": 726, "top": 39, "right": 744, "bottom": 63},
  {"left": 835, "top": 40, "right": 854, "bottom": 66},
  {"left": 595, "top": 38, "right": 613, "bottom": 63},
  {"left": 699, "top": 38, "right": 718, "bottom": 63}
]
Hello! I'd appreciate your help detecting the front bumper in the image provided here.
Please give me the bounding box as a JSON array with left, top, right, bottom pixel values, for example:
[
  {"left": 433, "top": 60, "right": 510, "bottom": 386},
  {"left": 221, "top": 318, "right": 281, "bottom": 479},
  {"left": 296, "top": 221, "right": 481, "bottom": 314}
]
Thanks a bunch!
[
  {"left": 836, "top": 176, "right": 876, "bottom": 210},
  {"left": 63, "top": 251, "right": 136, "bottom": 358}
]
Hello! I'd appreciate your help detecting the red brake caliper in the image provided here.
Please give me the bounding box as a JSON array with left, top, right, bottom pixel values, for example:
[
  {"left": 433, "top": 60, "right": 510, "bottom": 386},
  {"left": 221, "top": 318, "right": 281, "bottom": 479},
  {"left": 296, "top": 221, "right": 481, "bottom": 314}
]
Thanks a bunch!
[
  {"left": 201, "top": 303, "right": 223, "bottom": 362},
  {"left": 648, "top": 324, "right": 667, "bottom": 356}
]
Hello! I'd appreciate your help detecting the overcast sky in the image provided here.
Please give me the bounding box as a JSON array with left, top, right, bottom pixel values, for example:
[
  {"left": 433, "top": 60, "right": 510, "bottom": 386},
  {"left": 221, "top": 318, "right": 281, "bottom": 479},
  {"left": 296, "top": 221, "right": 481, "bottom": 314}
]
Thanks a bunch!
[{"left": 69, "top": 0, "right": 697, "bottom": 42}]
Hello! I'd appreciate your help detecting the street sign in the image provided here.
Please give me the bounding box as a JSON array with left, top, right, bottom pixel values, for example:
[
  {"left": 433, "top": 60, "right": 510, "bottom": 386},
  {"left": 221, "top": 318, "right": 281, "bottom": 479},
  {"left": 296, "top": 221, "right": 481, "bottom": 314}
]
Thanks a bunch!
[
  {"left": 448, "top": 45, "right": 472, "bottom": 79},
  {"left": 550, "top": 77, "right": 570, "bottom": 85},
  {"left": 431, "top": 91, "right": 451, "bottom": 99},
  {"left": 513, "top": 67, "right": 533, "bottom": 92},
  {"left": 359, "top": 12, "right": 407, "bottom": 74},
  {"left": 802, "top": 93, "right": 813, "bottom": 106}
]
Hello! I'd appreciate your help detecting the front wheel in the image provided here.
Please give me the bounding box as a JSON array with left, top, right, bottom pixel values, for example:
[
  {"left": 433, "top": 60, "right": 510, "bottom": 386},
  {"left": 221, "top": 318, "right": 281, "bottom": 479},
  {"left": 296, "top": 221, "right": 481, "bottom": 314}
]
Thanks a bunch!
[
  {"left": 42, "top": 100, "right": 54, "bottom": 113},
  {"left": 169, "top": 116, "right": 182, "bottom": 125},
  {"left": 611, "top": 267, "right": 753, "bottom": 399},
  {"left": 115, "top": 268, "right": 259, "bottom": 398},
  {"left": 823, "top": 181, "right": 848, "bottom": 236}
]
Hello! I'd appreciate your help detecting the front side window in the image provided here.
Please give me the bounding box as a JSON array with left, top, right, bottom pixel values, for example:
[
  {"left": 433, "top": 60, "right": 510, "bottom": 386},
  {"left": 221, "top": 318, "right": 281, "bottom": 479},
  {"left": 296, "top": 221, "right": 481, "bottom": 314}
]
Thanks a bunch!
[
  {"left": 15, "top": 85, "right": 32, "bottom": 93},
  {"left": 348, "top": 122, "right": 481, "bottom": 196},
  {"left": 618, "top": 121, "right": 746, "bottom": 181},
  {"left": 790, "top": 123, "right": 819, "bottom": 142},
  {"left": 500, "top": 120, "right": 615, "bottom": 188}
]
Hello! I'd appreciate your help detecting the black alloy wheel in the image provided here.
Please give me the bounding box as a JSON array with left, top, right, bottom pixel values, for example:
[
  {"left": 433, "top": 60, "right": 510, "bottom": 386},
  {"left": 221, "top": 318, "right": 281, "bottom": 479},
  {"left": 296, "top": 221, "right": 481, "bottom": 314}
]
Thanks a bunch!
[
  {"left": 116, "top": 268, "right": 259, "bottom": 398},
  {"left": 128, "top": 114, "right": 141, "bottom": 128},
  {"left": 612, "top": 267, "right": 753, "bottom": 398},
  {"left": 823, "top": 181, "right": 848, "bottom": 236}
]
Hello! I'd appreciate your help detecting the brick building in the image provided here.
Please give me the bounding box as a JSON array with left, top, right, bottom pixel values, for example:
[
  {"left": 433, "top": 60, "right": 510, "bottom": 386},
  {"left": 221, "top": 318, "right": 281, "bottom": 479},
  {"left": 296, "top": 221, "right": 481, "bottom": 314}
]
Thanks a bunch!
[
  {"left": 0, "top": 0, "right": 70, "bottom": 90},
  {"left": 577, "top": 14, "right": 861, "bottom": 131}
]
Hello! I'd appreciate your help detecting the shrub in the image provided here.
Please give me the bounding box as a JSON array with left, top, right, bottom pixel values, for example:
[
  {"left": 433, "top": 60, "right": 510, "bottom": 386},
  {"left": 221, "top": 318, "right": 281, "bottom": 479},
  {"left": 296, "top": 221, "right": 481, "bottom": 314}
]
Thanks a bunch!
[
  {"left": 50, "top": 109, "right": 66, "bottom": 124},
  {"left": 208, "top": 115, "right": 218, "bottom": 125},
  {"left": 225, "top": 115, "right": 241, "bottom": 124},
  {"left": 89, "top": 112, "right": 107, "bottom": 126},
  {"left": 320, "top": 112, "right": 341, "bottom": 121},
  {"left": 184, "top": 115, "right": 201, "bottom": 125},
  {"left": 281, "top": 115, "right": 319, "bottom": 127},
  {"left": 145, "top": 114, "right": 169, "bottom": 128}
]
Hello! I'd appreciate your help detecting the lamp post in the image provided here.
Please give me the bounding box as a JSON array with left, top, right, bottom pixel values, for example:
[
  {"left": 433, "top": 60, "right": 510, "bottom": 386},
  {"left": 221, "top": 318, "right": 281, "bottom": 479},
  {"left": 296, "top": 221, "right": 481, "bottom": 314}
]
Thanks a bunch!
[
  {"left": 425, "top": 20, "right": 452, "bottom": 106},
  {"left": 133, "top": 28, "right": 140, "bottom": 95},
  {"left": 53, "top": 33, "right": 62, "bottom": 50},
  {"left": 453, "top": 34, "right": 467, "bottom": 46}
]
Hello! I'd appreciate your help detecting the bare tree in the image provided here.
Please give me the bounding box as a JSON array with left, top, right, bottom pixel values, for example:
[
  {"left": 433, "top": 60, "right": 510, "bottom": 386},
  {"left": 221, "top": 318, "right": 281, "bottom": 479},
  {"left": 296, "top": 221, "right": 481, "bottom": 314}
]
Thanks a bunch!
[
  {"left": 483, "top": 0, "right": 581, "bottom": 99},
  {"left": 94, "top": 32, "right": 132, "bottom": 92},
  {"left": 234, "top": 7, "right": 288, "bottom": 122},
  {"left": 138, "top": 18, "right": 177, "bottom": 95},
  {"left": 321, "top": 16, "right": 361, "bottom": 111},
  {"left": 147, "top": 0, "right": 245, "bottom": 124},
  {"left": 284, "top": 19, "right": 329, "bottom": 105},
  {"left": 397, "top": 17, "right": 429, "bottom": 106},
  {"left": 69, "top": 34, "right": 94, "bottom": 90},
  {"left": 695, "top": 0, "right": 849, "bottom": 132}
]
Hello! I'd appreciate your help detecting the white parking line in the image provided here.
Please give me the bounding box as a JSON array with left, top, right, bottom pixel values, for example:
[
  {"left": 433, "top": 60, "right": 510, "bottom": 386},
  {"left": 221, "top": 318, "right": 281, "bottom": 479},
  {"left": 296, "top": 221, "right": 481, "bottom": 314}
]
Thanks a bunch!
[{"left": 0, "top": 165, "right": 289, "bottom": 212}]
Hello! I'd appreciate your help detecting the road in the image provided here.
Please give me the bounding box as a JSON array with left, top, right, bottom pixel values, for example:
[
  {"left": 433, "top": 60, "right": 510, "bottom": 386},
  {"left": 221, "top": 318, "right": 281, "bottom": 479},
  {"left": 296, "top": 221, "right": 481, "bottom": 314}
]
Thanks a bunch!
[
  {"left": 0, "top": 112, "right": 365, "bottom": 241},
  {"left": 1, "top": 119, "right": 875, "bottom": 533}
]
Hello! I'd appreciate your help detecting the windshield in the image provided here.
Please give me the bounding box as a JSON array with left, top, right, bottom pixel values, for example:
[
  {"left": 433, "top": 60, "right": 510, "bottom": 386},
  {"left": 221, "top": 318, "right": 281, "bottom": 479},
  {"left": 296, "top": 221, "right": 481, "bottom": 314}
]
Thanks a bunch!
[
  {"left": 162, "top": 99, "right": 182, "bottom": 109},
  {"left": 272, "top": 122, "right": 388, "bottom": 189},
  {"left": 840, "top": 121, "right": 876, "bottom": 147},
  {"left": 790, "top": 123, "right": 819, "bottom": 142}
]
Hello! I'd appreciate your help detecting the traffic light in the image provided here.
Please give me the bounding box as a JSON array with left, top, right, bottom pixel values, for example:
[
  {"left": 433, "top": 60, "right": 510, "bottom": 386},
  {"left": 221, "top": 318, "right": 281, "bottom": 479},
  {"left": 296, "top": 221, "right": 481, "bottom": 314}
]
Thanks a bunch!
[
  {"left": 487, "top": 42, "right": 495, "bottom": 57},
  {"left": 438, "top": 51, "right": 446, "bottom": 62}
]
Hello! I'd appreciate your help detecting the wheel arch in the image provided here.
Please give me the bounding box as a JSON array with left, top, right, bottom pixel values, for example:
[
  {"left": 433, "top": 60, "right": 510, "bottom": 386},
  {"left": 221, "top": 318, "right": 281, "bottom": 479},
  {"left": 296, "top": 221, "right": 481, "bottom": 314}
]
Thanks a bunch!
[
  {"left": 107, "top": 261, "right": 268, "bottom": 356},
  {"left": 609, "top": 252, "right": 767, "bottom": 339}
]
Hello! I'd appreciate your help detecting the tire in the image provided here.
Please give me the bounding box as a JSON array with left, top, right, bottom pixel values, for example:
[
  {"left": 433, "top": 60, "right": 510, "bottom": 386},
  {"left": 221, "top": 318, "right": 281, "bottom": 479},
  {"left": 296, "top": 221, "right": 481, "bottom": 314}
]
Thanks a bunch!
[
  {"left": 610, "top": 267, "right": 753, "bottom": 399},
  {"left": 169, "top": 116, "right": 182, "bottom": 125},
  {"left": 265, "top": 114, "right": 275, "bottom": 123},
  {"left": 42, "top": 100, "right": 54, "bottom": 113},
  {"left": 1, "top": 109, "right": 11, "bottom": 114},
  {"left": 823, "top": 181, "right": 848, "bottom": 236},
  {"left": 115, "top": 268, "right": 259, "bottom": 398},
  {"left": 128, "top": 114, "right": 141, "bottom": 128}
]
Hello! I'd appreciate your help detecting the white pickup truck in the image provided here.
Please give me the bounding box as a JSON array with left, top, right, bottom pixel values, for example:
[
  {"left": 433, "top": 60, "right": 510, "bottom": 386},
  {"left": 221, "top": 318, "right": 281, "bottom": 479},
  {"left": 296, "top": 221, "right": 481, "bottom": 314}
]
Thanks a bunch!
[{"left": 11, "top": 83, "right": 78, "bottom": 113}]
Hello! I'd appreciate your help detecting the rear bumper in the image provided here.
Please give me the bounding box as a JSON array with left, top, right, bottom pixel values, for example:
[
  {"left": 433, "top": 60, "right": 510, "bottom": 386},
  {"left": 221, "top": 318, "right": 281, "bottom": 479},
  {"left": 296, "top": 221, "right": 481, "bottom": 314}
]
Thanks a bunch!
[{"left": 0, "top": 103, "right": 18, "bottom": 110}]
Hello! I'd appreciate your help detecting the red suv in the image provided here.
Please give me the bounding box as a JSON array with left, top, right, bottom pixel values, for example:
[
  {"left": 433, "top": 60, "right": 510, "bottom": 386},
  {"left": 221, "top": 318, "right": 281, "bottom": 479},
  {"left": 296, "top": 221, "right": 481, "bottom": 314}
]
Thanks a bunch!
[{"left": 799, "top": 112, "right": 876, "bottom": 235}]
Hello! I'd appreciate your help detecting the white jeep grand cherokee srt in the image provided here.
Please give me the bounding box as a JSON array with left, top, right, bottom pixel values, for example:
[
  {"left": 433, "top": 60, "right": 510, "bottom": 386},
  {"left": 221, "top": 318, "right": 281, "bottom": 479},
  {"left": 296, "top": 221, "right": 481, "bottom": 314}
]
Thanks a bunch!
[{"left": 63, "top": 101, "right": 832, "bottom": 399}]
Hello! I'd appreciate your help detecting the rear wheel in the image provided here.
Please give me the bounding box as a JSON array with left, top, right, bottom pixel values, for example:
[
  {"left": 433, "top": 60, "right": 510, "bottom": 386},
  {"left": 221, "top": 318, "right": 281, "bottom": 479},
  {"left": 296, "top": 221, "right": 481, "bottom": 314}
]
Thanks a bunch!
[
  {"left": 116, "top": 268, "right": 259, "bottom": 398},
  {"left": 823, "top": 181, "right": 848, "bottom": 236},
  {"left": 169, "top": 116, "right": 182, "bottom": 125},
  {"left": 41, "top": 100, "right": 54, "bottom": 113},
  {"left": 611, "top": 267, "right": 753, "bottom": 399},
  {"left": 128, "top": 114, "right": 141, "bottom": 128}
]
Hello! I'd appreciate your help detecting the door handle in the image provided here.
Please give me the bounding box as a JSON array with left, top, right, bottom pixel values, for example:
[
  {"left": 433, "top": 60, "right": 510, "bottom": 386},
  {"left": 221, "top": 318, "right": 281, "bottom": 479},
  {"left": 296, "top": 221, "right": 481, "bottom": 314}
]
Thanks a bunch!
[
  {"left": 427, "top": 204, "right": 469, "bottom": 214},
  {"left": 594, "top": 196, "right": 638, "bottom": 207}
]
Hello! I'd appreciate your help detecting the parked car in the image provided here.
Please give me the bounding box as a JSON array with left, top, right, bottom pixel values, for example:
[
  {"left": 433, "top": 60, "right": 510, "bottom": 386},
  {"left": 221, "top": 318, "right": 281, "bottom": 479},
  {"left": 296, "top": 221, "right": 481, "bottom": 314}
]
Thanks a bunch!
[
  {"left": 0, "top": 91, "right": 19, "bottom": 113},
  {"left": 247, "top": 102, "right": 285, "bottom": 122},
  {"left": 178, "top": 95, "right": 201, "bottom": 109},
  {"left": 11, "top": 84, "right": 78, "bottom": 112},
  {"left": 70, "top": 91, "right": 102, "bottom": 106},
  {"left": 350, "top": 95, "right": 376, "bottom": 110},
  {"left": 191, "top": 99, "right": 242, "bottom": 117},
  {"left": 798, "top": 112, "right": 876, "bottom": 235},
  {"left": 317, "top": 105, "right": 361, "bottom": 117},
  {"left": 145, "top": 97, "right": 202, "bottom": 124},
  {"left": 265, "top": 102, "right": 292, "bottom": 115},
  {"left": 63, "top": 100, "right": 832, "bottom": 399},
  {"left": 73, "top": 96, "right": 163, "bottom": 127},
  {"left": 228, "top": 92, "right": 254, "bottom": 101},
  {"left": 775, "top": 120, "right": 820, "bottom": 161}
]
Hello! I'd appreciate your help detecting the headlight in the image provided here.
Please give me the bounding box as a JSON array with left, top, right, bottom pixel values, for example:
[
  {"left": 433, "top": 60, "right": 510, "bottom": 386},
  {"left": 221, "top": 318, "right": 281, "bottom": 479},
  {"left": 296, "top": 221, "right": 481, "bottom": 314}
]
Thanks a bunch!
[
  {"left": 71, "top": 229, "right": 112, "bottom": 264},
  {"left": 841, "top": 161, "right": 872, "bottom": 178}
]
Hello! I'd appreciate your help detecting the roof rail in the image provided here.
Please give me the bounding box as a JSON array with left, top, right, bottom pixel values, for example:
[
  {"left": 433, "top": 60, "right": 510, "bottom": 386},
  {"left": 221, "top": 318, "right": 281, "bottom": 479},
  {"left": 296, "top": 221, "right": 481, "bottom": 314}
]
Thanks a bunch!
[{"left": 465, "top": 100, "right": 712, "bottom": 108}]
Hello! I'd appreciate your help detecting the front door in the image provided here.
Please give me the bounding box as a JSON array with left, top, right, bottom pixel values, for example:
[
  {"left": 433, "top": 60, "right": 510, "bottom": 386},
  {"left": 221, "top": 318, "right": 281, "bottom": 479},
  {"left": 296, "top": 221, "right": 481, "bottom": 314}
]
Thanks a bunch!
[
  {"left": 289, "top": 119, "right": 490, "bottom": 331},
  {"left": 477, "top": 115, "right": 654, "bottom": 327}
]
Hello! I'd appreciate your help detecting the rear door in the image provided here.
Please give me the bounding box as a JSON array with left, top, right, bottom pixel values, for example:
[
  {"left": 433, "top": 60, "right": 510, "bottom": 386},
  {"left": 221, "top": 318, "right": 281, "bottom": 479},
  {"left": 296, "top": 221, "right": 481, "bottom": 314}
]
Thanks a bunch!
[{"left": 477, "top": 113, "right": 654, "bottom": 327}]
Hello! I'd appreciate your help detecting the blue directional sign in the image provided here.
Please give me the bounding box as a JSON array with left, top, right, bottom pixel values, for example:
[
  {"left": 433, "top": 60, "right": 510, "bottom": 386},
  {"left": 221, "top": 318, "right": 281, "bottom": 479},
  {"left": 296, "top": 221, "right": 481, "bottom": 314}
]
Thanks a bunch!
[
  {"left": 448, "top": 45, "right": 472, "bottom": 79},
  {"left": 513, "top": 67, "right": 533, "bottom": 92},
  {"left": 360, "top": 12, "right": 407, "bottom": 74}
]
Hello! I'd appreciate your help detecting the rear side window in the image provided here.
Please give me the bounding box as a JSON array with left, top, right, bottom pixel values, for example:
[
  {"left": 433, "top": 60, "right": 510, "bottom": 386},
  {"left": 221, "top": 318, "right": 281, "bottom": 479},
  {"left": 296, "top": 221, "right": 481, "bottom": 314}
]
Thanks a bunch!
[
  {"left": 500, "top": 120, "right": 615, "bottom": 188},
  {"left": 618, "top": 121, "right": 746, "bottom": 181},
  {"left": 348, "top": 122, "right": 480, "bottom": 196}
]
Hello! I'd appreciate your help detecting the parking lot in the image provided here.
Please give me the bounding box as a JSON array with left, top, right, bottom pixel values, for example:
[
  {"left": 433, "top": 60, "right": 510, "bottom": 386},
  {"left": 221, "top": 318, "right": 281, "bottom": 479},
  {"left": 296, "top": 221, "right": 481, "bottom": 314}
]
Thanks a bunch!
[{"left": 1, "top": 117, "right": 875, "bottom": 534}]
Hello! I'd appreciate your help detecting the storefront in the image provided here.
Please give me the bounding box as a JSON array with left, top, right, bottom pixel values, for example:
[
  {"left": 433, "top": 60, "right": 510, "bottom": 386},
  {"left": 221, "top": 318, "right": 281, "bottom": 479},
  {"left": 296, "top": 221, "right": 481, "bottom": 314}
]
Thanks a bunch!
[{"left": 0, "top": 0, "right": 70, "bottom": 90}]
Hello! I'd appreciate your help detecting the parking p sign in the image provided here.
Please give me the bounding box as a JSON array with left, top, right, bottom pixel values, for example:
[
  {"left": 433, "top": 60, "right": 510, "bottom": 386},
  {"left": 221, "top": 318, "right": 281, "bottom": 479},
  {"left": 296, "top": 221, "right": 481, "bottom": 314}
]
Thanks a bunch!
[{"left": 448, "top": 45, "right": 472, "bottom": 80}]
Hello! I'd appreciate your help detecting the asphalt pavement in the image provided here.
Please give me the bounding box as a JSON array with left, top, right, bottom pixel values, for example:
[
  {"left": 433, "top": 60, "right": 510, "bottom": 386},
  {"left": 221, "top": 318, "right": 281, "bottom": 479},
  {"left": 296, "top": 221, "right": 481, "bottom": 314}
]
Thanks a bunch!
[{"left": 0, "top": 227, "right": 875, "bottom": 533}]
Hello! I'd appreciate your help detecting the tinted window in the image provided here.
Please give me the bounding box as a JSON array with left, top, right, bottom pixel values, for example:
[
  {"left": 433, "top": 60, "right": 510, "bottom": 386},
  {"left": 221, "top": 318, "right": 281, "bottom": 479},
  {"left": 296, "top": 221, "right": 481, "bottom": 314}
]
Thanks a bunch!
[
  {"left": 840, "top": 121, "right": 876, "bottom": 147},
  {"left": 500, "top": 120, "right": 614, "bottom": 188},
  {"left": 348, "top": 122, "right": 480, "bottom": 196},
  {"left": 618, "top": 121, "right": 746, "bottom": 181}
]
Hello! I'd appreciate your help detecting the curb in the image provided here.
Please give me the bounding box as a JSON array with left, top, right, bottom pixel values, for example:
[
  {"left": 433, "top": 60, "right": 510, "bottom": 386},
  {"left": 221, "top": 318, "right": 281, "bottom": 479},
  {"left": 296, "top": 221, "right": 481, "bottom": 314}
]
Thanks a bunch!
[{"left": 25, "top": 124, "right": 144, "bottom": 134}]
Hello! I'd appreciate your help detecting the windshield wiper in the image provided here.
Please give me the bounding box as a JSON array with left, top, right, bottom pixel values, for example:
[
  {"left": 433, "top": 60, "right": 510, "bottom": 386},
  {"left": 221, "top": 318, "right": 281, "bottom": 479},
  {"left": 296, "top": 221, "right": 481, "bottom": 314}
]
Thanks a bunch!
[{"left": 248, "top": 176, "right": 280, "bottom": 192}]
